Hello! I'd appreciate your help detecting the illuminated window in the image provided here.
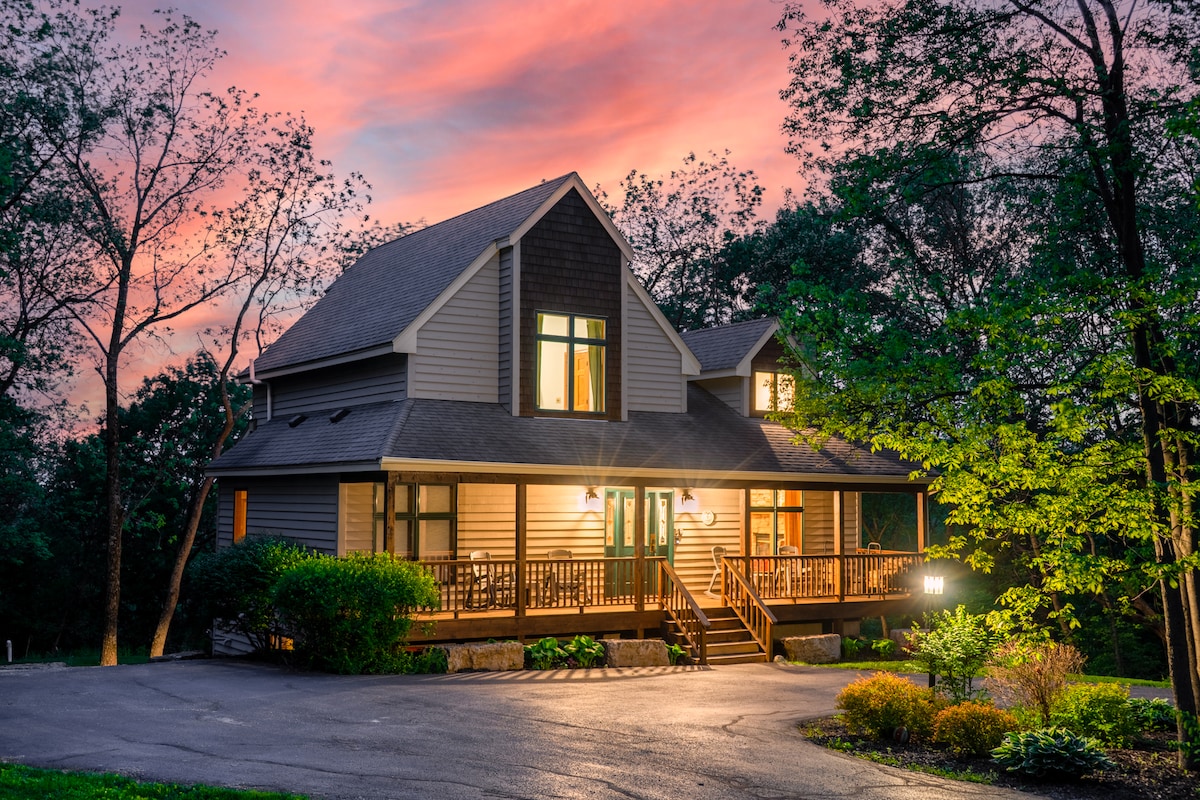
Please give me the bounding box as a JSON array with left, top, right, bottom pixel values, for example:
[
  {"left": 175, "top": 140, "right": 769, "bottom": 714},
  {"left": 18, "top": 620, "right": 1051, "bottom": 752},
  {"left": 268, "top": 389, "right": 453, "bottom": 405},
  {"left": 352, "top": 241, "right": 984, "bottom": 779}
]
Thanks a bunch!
[
  {"left": 536, "top": 312, "right": 606, "bottom": 413},
  {"left": 372, "top": 482, "right": 456, "bottom": 561},
  {"left": 753, "top": 370, "right": 795, "bottom": 414},
  {"left": 233, "top": 490, "right": 247, "bottom": 543},
  {"left": 750, "top": 489, "right": 804, "bottom": 553}
]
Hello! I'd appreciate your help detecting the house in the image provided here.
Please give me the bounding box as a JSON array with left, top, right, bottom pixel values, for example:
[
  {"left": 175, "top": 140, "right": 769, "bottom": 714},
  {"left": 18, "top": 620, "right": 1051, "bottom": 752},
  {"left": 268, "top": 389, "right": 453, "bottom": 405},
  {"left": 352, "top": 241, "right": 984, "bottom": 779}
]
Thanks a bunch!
[{"left": 208, "top": 173, "right": 932, "bottom": 663}]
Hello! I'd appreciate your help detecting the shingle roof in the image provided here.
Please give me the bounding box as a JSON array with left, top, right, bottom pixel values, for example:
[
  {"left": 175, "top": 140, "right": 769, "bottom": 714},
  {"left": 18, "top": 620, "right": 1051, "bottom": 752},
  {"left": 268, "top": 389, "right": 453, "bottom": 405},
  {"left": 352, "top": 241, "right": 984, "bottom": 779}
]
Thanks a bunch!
[
  {"left": 210, "top": 385, "right": 923, "bottom": 484},
  {"left": 679, "top": 318, "right": 778, "bottom": 373},
  {"left": 253, "top": 174, "right": 576, "bottom": 375}
]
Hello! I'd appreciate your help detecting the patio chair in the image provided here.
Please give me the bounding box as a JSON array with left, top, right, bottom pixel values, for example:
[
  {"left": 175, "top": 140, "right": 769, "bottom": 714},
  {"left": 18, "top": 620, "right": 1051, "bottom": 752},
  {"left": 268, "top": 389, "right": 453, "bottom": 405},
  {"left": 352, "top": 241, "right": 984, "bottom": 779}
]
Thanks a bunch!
[
  {"left": 706, "top": 545, "right": 727, "bottom": 595},
  {"left": 544, "top": 549, "right": 588, "bottom": 605},
  {"left": 468, "top": 551, "right": 514, "bottom": 608},
  {"left": 777, "top": 545, "right": 799, "bottom": 595}
]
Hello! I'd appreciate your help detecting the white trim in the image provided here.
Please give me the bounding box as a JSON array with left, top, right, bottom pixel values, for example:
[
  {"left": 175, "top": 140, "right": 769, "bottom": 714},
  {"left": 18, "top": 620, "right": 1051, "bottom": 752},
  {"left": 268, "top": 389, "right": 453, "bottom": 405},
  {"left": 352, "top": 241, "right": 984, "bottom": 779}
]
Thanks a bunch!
[
  {"left": 510, "top": 240, "right": 521, "bottom": 414},
  {"left": 620, "top": 266, "right": 629, "bottom": 421},
  {"left": 626, "top": 273, "right": 701, "bottom": 375},
  {"left": 510, "top": 173, "right": 635, "bottom": 264},
  {"left": 392, "top": 243, "right": 501, "bottom": 354},
  {"left": 734, "top": 320, "right": 783, "bottom": 377},
  {"left": 253, "top": 345, "right": 396, "bottom": 381}
]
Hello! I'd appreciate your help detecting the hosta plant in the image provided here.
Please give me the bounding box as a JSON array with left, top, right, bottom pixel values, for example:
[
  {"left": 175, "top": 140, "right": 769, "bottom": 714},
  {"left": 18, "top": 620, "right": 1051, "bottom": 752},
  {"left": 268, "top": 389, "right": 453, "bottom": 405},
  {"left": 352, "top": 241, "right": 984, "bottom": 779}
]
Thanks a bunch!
[
  {"left": 564, "top": 635, "right": 605, "bottom": 668},
  {"left": 991, "top": 727, "right": 1114, "bottom": 780}
]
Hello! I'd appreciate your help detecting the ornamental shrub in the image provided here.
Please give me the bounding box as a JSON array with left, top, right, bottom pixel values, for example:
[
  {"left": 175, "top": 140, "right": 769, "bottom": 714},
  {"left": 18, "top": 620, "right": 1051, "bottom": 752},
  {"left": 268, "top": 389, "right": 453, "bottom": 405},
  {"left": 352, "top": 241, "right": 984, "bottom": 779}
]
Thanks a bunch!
[
  {"left": 272, "top": 552, "right": 440, "bottom": 674},
  {"left": 188, "top": 534, "right": 313, "bottom": 653},
  {"left": 932, "top": 701, "right": 1020, "bottom": 757},
  {"left": 1127, "top": 697, "right": 1175, "bottom": 732},
  {"left": 564, "top": 635, "right": 605, "bottom": 668},
  {"left": 906, "top": 606, "right": 994, "bottom": 703},
  {"left": 1050, "top": 683, "right": 1138, "bottom": 747},
  {"left": 992, "top": 727, "right": 1114, "bottom": 780},
  {"left": 835, "top": 672, "right": 944, "bottom": 740},
  {"left": 984, "top": 640, "right": 1085, "bottom": 726}
]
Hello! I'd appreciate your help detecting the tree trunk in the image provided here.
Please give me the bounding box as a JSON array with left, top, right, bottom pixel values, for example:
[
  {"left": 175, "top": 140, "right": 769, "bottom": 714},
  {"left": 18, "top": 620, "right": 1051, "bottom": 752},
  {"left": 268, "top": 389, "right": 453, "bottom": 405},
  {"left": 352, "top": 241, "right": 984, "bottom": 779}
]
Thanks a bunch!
[
  {"left": 100, "top": 352, "right": 123, "bottom": 667},
  {"left": 148, "top": 477, "right": 213, "bottom": 657}
]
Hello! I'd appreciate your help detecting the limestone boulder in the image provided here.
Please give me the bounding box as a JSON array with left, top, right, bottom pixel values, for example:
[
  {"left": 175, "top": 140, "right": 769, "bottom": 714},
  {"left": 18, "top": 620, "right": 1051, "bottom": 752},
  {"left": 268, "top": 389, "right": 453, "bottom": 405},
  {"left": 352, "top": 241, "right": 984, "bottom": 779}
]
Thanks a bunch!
[
  {"left": 441, "top": 641, "right": 524, "bottom": 673},
  {"left": 599, "top": 638, "right": 670, "bottom": 667},
  {"left": 782, "top": 634, "right": 842, "bottom": 664}
]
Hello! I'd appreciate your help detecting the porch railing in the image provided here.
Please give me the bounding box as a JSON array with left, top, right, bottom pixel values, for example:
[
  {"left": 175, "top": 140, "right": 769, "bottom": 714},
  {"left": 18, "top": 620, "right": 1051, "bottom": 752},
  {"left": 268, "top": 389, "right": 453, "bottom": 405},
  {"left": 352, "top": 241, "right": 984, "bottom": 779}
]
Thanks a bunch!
[
  {"left": 419, "top": 552, "right": 924, "bottom": 618},
  {"left": 657, "top": 560, "right": 710, "bottom": 664},
  {"left": 721, "top": 561, "right": 777, "bottom": 659}
]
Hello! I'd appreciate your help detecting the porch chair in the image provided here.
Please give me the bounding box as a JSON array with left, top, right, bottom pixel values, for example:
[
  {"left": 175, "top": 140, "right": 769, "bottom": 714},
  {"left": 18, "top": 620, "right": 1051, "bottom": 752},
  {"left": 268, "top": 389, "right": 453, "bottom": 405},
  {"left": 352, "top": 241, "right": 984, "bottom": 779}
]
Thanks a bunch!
[
  {"left": 544, "top": 549, "right": 588, "bottom": 606},
  {"left": 468, "top": 550, "right": 514, "bottom": 609},
  {"left": 706, "top": 545, "right": 727, "bottom": 595},
  {"left": 777, "top": 545, "right": 799, "bottom": 596}
]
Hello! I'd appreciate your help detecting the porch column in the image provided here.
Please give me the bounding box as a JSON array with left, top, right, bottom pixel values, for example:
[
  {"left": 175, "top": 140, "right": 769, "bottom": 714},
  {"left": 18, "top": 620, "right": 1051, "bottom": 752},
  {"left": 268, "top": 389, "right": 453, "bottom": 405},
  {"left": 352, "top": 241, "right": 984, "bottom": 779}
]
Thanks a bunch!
[
  {"left": 741, "top": 489, "right": 752, "bottom": 582},
  {"left": 384, "top": 473, "right": 398, "bottom": 554},
  {"left": 916, "top": 491, "right": 928, "bottom": 553},
  {"left": 515, "top": 482, "right": 527, "bottom": 617},
  {"left": 833, "top": 490, "right": 845, "bottom": 601},
  {"left": 634, "top": 485, "right": 646, "bottom": 616}
]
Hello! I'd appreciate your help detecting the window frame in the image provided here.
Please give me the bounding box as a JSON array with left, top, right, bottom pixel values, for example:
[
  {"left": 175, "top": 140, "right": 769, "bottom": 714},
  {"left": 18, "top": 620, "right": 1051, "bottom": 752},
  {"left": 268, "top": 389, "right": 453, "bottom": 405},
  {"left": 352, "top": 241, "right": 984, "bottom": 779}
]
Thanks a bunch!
[
  {"left": 752, "top": 370, "right": 795, "bottom": 416},
  {"left": 371, "top": 482, "right": 457, "bottom": 560},
  {"left": 534, "top": 310, "right": 607, "bottom": 415}
]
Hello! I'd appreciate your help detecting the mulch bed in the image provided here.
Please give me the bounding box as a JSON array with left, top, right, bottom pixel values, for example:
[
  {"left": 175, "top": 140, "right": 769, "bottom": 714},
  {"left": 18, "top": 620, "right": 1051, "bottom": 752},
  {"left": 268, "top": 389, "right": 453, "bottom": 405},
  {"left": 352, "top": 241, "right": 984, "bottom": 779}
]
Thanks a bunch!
[{"left": 802, "top": 716, "right": 1197, "bottom": 800}]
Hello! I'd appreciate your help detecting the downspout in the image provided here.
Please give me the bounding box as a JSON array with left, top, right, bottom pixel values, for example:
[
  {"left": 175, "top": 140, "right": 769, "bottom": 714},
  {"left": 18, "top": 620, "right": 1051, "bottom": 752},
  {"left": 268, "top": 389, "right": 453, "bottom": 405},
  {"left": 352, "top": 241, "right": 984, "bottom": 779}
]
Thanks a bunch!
[{"left": 246, "top": 358, "right": 272, "bottom": 421}]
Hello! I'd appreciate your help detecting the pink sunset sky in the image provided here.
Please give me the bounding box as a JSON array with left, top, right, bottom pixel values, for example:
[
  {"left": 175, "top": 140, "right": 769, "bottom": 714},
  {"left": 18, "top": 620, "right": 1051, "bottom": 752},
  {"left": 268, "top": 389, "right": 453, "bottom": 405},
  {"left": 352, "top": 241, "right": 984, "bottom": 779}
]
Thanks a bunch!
[{"left": 70, "top": 0, "right": 809, "bottom": 420}]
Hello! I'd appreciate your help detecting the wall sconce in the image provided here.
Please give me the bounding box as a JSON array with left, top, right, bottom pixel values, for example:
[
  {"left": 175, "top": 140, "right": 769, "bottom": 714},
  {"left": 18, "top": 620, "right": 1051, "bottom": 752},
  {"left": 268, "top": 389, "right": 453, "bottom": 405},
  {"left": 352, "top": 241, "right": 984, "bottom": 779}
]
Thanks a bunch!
[
  {"left": 675, "top": 488, "right": 698, "bottom": 513},
  {"left": 580, "top": 486, "right": 602, "bottom": 512},
  {"left": 923, "top": 575, "right": 944, "bottom": 595}
]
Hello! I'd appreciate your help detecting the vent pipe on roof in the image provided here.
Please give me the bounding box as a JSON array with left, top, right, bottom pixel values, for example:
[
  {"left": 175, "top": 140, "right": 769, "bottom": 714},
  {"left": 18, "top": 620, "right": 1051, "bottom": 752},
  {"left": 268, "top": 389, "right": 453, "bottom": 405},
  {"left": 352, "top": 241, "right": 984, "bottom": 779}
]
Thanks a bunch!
[{"left": 246, "top": 358, "right": 272, "bottom": 421}]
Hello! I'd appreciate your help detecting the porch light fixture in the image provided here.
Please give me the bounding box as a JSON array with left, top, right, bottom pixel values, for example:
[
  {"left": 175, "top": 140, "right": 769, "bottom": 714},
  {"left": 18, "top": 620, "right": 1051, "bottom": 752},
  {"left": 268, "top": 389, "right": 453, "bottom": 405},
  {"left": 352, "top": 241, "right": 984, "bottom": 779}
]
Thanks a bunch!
[
  {"left": 924, "top": 575, "right": 944, "bottom": 595},
  {"left": 676, "top": 488, "right": 698, "bottom": 513},
  {"left": 581, "top": 487, "right": 602, "bottom": 512}
]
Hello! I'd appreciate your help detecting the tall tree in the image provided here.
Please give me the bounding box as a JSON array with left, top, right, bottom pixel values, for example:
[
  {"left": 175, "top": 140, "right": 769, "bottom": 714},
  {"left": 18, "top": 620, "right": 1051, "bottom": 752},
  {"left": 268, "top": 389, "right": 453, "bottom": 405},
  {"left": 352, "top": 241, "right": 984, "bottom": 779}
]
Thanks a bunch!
[
  {"left": 599, "top": 150, "right": 764, "bottom": 330},
  {"left": 777, "top": 0, "right": 1200, "bottom": 762},
  {"left": 40, "top": 8, "right": 275, "bottom": 665}
]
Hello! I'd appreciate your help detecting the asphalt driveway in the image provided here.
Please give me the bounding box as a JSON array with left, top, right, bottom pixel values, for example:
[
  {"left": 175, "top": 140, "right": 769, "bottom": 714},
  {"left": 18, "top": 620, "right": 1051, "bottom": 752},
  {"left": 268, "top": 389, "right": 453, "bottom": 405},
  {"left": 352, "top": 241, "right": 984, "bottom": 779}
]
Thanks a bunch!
[{"left": 0, "top": 659, "right": 1044, "bottom": 800}]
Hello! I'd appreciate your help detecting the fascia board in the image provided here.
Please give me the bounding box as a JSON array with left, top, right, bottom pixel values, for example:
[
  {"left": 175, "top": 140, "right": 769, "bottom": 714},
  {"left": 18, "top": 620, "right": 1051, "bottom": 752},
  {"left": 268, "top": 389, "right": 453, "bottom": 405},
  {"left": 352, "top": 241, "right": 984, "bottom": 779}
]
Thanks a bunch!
[
  {"left": 392, "top": 243, "right": 500, "bottom": 353},
  {"left": 734, "top": 319, "right": 783, "bottom": 377},
  {"left": 252, "top": 345, "right": 396, "bottom": 381},
  {"left": 509, "top": 174, "right": 635, "bottom": 264},
  {"left": 626, "top": 273, "right": 701, "bottom": 375}
]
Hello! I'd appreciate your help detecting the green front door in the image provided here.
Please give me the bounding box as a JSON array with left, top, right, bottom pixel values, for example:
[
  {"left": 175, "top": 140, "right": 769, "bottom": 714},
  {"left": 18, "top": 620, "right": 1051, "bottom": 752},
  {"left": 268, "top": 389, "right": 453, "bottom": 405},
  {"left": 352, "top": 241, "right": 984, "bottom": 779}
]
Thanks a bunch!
[{"left": 604, "top": 489, "right": 674, "bottom": 596}]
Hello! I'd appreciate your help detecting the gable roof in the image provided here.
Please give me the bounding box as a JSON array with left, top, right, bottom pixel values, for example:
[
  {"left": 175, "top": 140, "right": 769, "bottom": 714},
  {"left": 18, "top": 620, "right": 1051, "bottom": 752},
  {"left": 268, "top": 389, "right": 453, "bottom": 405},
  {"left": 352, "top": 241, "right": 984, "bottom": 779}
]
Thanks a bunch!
[
  {"left": 209, "top": 385, "right": 925, "bottom": 486},
  {"left": 253, "top": 174, "right": 579, "bottom": 377},
  {"left": 680, "top": 318, "right": 780, "bottom": 376}
]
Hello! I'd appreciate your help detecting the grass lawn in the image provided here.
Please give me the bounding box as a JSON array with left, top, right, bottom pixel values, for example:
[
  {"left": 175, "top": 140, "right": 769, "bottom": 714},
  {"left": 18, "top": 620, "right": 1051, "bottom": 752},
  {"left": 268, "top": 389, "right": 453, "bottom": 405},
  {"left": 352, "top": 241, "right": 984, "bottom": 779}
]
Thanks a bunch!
[
  {"left": 810, "top": 660, "right": 1171, "bottom": 688},
  {"left": 0, "top": 764, "right": 305, "bottom": 799}
]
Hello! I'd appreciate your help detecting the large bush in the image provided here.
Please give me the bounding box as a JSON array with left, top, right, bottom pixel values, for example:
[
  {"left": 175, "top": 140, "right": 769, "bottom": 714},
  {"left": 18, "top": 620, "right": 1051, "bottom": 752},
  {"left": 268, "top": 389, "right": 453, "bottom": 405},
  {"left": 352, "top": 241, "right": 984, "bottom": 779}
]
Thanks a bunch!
[
  {"left": 932, "top": 701, "right": 1020, "bottom": 757},
  {"left": 984, "top": 640, "right": 1085, "bottom": 726},
  {"left": 1050, "top": 683, "right": 1138, "bottom": 747},
  {"left": 906, "top": 606, "right": 994, "bottom": 703},
  {"left": 273, "top": 553, "right": 440, "bottom": 674},
  {"left": 836, "top": 672, "right": 944, "bottom": 740},
  {"left": 188, "top": 535, "right": 312, "bottom": 653}
]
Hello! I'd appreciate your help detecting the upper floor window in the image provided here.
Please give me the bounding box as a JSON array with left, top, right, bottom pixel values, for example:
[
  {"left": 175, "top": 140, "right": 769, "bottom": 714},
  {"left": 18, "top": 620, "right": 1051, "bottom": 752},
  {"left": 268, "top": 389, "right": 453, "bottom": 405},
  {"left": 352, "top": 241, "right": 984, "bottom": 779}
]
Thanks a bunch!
[
  {"left": 536, "top": 312, "right": 606, "bottom": 413},
  {"left": 753, "top": 370, "right": 794, "bottom": 415}
]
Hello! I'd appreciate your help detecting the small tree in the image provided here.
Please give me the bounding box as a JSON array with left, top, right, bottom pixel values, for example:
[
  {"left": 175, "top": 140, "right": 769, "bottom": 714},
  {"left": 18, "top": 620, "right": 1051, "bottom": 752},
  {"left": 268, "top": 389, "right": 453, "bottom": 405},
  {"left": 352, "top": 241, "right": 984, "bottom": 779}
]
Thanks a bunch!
[
  {"left": 907, "top": 605, "right": 994, "bottom": 702},
  {"left": 985, "top": 640, "right": 1086, "bottom": 727}
]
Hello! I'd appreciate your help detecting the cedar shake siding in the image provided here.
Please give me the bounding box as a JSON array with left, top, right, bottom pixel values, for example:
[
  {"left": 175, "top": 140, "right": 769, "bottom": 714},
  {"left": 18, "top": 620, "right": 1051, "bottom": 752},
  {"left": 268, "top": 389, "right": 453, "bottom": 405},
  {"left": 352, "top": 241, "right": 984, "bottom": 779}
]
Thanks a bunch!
[{"left": 518, "top": 188, "right": 624, "bottom": 420}]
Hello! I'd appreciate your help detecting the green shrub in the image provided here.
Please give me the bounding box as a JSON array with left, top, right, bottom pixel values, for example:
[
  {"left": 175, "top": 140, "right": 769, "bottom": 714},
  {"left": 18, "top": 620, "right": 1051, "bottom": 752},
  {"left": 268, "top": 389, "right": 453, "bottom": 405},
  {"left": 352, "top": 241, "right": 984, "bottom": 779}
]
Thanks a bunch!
[
  {"left": 836, "top": 671, "right": 944, "bottom": 740},
  {"left": 1127, "top": 697, "right": 1175, "bottom": 732},
  {"left": 992, "top": 727, "right": 1114, "bottom": 780},
  {"left": 841, "top": 636, "right": 865, "bottom": 658},
  {"left": 188, "top": 535, "right": 313, "bottom": 653},
  {"left": 1050, "top": 683, "right": 1138, "bottom": 747},
  {"left": 525, "top": 637, "right": 567, "bottom": 669},
  {"left": 564, "top": 635, "right": 605, "bottom": 667},
  {"left": 272, "top": 552, "right": 440, "bottom": 674},
  {"left": 404, "top": 646, "right": 448, "bottom": 674},
  {"left": 906, "top": 606, "right": 994, "bottom": 703},
  {"left": 984, "top": 640, "right": 1085, "bottom": 726},
  {"left": 870, "top": 638, "right": 897, "bottom": 658},
  {"left": 665, "top": 642, "right": 688, "bottom": 665},
  {"left": 932, "top": 701, "right": 1020, "bottom": 757}
]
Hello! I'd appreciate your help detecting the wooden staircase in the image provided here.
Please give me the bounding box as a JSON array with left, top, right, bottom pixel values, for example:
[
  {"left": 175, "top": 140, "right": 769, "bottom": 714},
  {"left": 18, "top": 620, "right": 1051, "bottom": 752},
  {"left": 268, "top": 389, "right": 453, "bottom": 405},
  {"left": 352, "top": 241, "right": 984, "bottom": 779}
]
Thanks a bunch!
[{"left": 664, "top": 606, "right": 768, "bottom": 665}]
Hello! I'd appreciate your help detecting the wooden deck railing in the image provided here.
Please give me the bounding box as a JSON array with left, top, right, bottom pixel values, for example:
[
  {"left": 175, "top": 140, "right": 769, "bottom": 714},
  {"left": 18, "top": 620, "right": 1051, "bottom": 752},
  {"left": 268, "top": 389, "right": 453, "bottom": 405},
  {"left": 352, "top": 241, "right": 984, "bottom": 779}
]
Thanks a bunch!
[
  {"left": 657, "top": 560, "right": 710, "bottom": 664},
  {"left": 722, "top": 562, "right": 778, "bottom": 658},
  {"left": 419, "top": 552, "right": 923, "bottom": 619}
]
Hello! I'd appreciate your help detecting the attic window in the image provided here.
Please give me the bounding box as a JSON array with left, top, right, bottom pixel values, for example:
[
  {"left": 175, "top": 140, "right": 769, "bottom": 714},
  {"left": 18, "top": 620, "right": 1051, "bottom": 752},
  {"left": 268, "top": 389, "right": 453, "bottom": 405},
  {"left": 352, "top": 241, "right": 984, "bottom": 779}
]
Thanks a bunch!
[
  {"left": 535, "top": 312, "right": 606, "bottom": 413},
  {"left": 752, "top": 371, "right": 794, "bottom": 415}
]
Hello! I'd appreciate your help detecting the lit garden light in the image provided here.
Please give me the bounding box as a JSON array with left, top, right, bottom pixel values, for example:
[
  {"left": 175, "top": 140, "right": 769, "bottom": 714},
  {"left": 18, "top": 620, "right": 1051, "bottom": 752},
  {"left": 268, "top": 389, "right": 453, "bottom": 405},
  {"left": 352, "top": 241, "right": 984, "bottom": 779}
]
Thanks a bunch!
[{"left": 923, "top": 573, "right": 945, "bottom": 687}]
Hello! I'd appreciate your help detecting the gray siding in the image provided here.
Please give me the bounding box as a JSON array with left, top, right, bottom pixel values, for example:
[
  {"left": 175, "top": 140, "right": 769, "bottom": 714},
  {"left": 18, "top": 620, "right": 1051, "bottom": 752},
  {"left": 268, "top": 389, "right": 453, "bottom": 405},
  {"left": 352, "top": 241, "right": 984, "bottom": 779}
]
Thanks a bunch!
[
  {"left": 217, "top": 476, "right": 340, "bottom": 553},
  {"left": 696, "top": 376, "right": 746, "bottom": 416},
  {"left": 498, "top": 246, "right": 514, "bottom": 412},
  {"left": 409, "top": 254, "right": 500, "bottom": 402},
  {"left": 269, "top": 354, "right": 408, "bottom": 417},
  {"left": 625, "top": 290, "right": 687, "bottom": 412}
]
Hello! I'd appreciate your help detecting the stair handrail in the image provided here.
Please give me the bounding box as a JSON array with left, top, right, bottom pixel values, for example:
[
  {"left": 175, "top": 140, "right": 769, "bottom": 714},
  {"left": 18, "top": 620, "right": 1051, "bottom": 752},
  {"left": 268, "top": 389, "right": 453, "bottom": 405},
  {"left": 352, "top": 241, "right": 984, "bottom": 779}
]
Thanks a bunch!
[
  {"left": 722, "top": 559, "right": 778, "bottom": 659},
  {"left": 657, "top": 560, "right": 710, "bottom": 664}
]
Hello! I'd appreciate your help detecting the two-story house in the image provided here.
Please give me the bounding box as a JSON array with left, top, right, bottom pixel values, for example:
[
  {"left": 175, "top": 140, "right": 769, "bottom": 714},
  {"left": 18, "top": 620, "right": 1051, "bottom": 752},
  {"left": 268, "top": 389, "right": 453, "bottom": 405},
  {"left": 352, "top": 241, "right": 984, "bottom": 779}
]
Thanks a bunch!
[{"left": 208, "top": 173, "right": 931, "bottom": 663}]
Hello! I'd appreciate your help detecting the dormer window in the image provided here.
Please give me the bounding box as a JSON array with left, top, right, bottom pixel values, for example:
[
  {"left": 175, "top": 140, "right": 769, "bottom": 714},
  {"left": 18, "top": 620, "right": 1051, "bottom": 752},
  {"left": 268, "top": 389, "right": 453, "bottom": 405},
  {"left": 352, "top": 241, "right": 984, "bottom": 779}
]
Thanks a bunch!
[
  {"left": 536, "top": 312, "right": 606, "bottom": 413},
  {"left": 753, "top": 370, "right": 794, "bottom": 415}
]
